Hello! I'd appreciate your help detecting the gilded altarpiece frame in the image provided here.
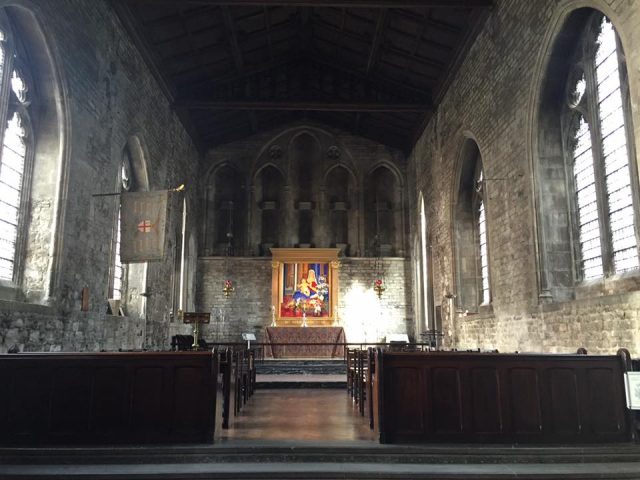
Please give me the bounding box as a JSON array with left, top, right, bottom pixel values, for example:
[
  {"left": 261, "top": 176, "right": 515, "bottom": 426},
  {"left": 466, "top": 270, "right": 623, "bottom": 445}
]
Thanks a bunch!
[{"left": 270, "top": 248, "right": 340, "bottom": 327}]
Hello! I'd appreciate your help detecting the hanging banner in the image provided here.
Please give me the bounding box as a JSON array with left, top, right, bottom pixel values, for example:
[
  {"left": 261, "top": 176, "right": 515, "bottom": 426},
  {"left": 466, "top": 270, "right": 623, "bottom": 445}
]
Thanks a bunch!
[{"left": 120, "top": 190, "right": 169, "bottom": 263}]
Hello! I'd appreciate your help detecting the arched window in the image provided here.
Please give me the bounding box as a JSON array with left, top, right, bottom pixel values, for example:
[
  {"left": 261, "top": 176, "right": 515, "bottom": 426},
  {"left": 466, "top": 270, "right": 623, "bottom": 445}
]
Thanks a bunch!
[
  {"left": 419, "top": 195, "right": 430, "bottom": 331},
  {"left": 109, "top": 157, "right": 131, "bottom": 301},
  {"left": 109, "top": 139, "right": 149, "bottom": 317},
  {"left": 0, "top": 24, "right": 34, "bottom": 284},
  {"left": 562, "top": 13, "right": 638, "bottom": 280},
  {"left": 455, "top": 139, "right": 491, "bottom": 312},
  {"left": 476, "top": 169, "right": 490, "bottom": 305}
]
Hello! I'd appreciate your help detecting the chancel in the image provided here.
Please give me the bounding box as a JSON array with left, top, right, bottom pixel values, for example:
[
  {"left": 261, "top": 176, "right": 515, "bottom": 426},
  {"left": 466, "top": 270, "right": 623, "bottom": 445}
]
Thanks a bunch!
[{"left": 1, "top": 0, "right": 640, "bottom": 478}]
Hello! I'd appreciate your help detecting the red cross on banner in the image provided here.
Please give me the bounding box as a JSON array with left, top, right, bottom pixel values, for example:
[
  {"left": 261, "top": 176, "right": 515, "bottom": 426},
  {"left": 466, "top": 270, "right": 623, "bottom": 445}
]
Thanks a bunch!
[
  {"left": 120, "top": 191, "right": 169, "bottom": 263},
  {"left": 137, "top": 220, "right": 154, "bottom": 233}
]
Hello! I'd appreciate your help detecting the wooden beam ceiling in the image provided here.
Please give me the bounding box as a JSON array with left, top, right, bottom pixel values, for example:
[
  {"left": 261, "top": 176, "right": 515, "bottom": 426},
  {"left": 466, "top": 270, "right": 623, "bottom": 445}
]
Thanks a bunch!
[
  {"left": 113, "top": 0, "right": 493, "bottom": 153},
  {"left": 136, "top": 0, "right": 493, "bottom": 7},
  {"left": 176, "top": 100, "right": 432, "bottom": 112}
]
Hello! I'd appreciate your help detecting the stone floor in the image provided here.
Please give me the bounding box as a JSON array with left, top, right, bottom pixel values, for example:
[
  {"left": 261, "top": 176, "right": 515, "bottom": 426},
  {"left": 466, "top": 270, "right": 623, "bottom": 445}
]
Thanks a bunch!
[{"left": 2, "top": 388, "right": 640, "bottom": 478}]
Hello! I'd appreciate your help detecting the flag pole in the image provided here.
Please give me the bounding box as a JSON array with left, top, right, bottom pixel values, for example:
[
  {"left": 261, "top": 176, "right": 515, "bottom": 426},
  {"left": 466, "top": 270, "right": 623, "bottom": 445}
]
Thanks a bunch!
[{"left": 178, "top": 189, "right": 187, "bottom": 319}]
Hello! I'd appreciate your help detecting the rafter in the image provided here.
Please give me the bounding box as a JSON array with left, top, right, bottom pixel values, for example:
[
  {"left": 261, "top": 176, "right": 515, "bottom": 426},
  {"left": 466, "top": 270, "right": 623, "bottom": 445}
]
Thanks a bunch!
[
  {"left": 132, "top": 0, "right": 493, "bottom": 7},
  {"left": 220, "top": 6, "right": 244, "bottom": 70},
  {"left": 365, "top": 8, "right": 387, "bottom": 75},
  {"left": 176, "top": 99, "right": 431, "bottom": 112}
]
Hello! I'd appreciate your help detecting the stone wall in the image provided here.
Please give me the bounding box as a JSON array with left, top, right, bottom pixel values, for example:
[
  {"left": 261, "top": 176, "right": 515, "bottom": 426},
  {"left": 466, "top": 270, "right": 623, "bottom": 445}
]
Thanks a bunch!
[
  {"left": 201, "top": 122, "right": 408, "bottom": 258},
  {"left": 192, "top": 256, "right": 413, "bottom": 344},
  {"left": 409, "top": 0, "right": 640, "bottom": 355},
  {"left": 0, "top": 0, "right": 199, "bottom": 353}
]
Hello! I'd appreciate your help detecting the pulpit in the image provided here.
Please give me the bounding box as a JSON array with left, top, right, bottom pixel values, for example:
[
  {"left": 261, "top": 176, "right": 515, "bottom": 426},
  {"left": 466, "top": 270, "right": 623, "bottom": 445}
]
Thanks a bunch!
[{"left": 265, "top": 327, "right": 346, "bottom": 358}]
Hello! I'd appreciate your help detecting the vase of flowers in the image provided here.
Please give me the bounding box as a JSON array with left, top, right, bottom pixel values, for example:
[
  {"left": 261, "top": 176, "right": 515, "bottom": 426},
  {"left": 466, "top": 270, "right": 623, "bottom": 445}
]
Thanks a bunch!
[
  {"left": 223, "top": 279, "right": 234, "bottom": 297},
  {"left": 373, "top": 278, "right": 385, "bottom": 299}
]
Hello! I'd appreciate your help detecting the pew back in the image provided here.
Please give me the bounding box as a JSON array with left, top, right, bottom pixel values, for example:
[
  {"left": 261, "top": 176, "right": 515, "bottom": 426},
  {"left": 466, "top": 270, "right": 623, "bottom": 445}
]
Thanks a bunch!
[
  {"left": 375, "top": 350, "right": 631, "bottom": 444},
  {"left": 0, "top": 352, "right": 219, "bottom": 445}
]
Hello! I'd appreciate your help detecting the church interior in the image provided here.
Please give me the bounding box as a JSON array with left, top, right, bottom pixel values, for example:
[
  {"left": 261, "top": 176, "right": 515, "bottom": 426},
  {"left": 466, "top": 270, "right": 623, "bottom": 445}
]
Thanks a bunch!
[{"left": 1, "top": 0, "right": 640, "bottom": 478}]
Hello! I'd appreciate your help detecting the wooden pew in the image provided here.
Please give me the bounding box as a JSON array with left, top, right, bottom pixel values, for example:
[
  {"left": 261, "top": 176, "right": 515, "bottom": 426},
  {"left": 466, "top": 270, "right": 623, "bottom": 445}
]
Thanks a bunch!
[
  {"left": 219, "top": 348, "right": 236, "bottom": 429},
  {"left": 356, "top": 349, "right": 367, "bottom": 416},
  {"left": 0, "top": 352, "right": 219, "bottom": 445},
  {"left": 373, "top": 349, "right": 632, "bottom": 444},
  {"left": 367, "top": 348, "right": 375, "bottom": 429},
  {"left": 346, "top": 348, "right": 356, "bottom": 397}
]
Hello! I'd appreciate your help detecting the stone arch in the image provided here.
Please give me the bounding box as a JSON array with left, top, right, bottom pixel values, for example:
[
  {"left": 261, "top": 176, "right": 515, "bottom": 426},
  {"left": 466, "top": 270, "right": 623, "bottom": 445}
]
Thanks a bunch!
[
  {"left": 202, "top": 162, "right": 245, "bottom": 256},
  {"left": 453, "top": 137, "right": 490, "bottom": 312},
  {"left": 251, "top": 163, "right": 286, "bottom": 255},
  {"left": 0, "top": 2, "right": 69, "bottom": 304},
  {"left": 124, "top": 135, "right": 150, "bottom": 191},
  {"left": 528, "top": 2, "right": 638, "bottom": 301},
  {"left": 115, "top": 135, "right": 151, "bottom": 319},
  {"left": 364, "top": 163, "right": 404, "bottom": 256},
  {"left": 288, "top": 132, "right": 322, "bottom": 247}
]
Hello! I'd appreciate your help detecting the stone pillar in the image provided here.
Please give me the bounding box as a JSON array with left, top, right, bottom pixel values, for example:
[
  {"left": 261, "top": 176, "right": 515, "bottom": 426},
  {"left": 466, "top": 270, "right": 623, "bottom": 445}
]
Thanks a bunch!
[
  {"left": 204, "top": 185, "right": 216, "bottom": 256},
  {"left": 313, "top": 186, "right": 329, "bottom": 248},
  {"left": 357, "top": 180, "right": 365, "bottom": 257},
  {"left": 282, "top": 185, "right": 297, "bottom": 247},
  {"left": 394, "top": 185, "right": 404, "bottom": 257},
  {"left": 248, "top": 184, "right": 260, "bottom": 256},
  {"left": 347, "top": 181, "right": 358, "bottom": 257}
]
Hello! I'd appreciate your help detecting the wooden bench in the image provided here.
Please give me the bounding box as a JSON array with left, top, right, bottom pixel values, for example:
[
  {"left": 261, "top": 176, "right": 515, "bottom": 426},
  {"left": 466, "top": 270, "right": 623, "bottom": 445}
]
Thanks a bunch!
[
  {"left": 372, "top": 348, "right": 634, "bottom": 444},
  {"left": 0, "top": 352, "right": 219, "bottom": 445}
]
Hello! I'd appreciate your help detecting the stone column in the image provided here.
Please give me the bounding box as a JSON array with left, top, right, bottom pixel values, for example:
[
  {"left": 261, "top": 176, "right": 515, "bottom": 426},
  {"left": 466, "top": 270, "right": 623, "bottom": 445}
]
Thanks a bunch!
[
  {"left": 248, "top": 184, "right": 260, "bottom": 256},
  {"left": 394, "top": 185, "right": 405, "bottom": 257},
  {"left": 204, "top": 185, "right": 216, "bottom": 256},
  {"left": 313, "top": 186, "right": 328, "bottom": 248},
  {"left": 281, "top": 185, "right": 297, "bottom": 247}
]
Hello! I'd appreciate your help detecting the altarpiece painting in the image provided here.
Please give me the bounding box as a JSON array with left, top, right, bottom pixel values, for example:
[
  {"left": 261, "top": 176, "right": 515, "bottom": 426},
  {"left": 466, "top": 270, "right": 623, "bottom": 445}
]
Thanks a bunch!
[{"left": 270, "top": 248, "right": 340, "bottom": 327}]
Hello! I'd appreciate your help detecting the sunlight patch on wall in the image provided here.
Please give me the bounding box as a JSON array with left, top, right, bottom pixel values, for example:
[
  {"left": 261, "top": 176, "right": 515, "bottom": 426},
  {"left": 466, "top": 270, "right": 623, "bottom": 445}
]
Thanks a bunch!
[{"left": 342, "top": 281, "right": 384, "bottom": 343}]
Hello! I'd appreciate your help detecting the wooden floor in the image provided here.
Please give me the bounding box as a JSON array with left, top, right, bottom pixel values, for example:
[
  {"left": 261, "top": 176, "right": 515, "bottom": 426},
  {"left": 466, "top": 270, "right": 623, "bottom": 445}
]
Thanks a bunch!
[{"left": 219, "top": 388, "right": 376, "bottom": 442}]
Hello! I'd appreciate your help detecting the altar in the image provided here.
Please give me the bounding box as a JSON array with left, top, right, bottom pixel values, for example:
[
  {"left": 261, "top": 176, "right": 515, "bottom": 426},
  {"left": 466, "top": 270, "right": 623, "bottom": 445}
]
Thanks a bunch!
[{"left": 265, "top": 327, "right": 346, "bottom": 358}]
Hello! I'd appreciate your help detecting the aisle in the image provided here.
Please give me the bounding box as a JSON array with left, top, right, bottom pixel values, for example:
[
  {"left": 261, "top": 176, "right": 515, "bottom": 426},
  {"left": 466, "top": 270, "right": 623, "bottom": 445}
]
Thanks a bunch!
[{"left": 219, "top": 389, "right": 375, "bottom": 442}]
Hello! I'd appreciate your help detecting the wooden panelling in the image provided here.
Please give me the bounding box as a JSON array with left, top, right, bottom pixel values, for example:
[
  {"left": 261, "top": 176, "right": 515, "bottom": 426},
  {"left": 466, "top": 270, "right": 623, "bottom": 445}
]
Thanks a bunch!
[
  {"left": 548, "top": 368, "right": 580, "bottom": 435},
  {"left": 388, "top": 367, "right": 423, "bottom": 436},
  {"left": 431, "top": 367, "right": 462, "bottom": 434},
  {"left": 509, "top": 368, "right": 542, "bottom": 435},
  {"left": 470, "top": 367, "right": 502, "bottom": 435},
  {"left": 376, "top": 351, "right": 630, "bottom": 444},
  {"left": 91, "top": 366, "right": 128, "bottom": 435},
  {"left": 586, "top": 368, "right": 623, "bottom": 435},
  {"left": 0, "top": 352, "right": 219, "bottom": 445},
  {"left": 50, "top": 367, "right": 91, "bottom": 435}
]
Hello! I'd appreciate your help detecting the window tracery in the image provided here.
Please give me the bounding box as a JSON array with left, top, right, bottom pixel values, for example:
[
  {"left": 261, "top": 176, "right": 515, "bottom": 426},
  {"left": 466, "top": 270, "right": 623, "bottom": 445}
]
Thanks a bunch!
[
  {"left": 0, "top": 24, "right": 34, "bottom": 284},
  {"left": 563, "top": 14, "right": 638, "bottom": 280}
]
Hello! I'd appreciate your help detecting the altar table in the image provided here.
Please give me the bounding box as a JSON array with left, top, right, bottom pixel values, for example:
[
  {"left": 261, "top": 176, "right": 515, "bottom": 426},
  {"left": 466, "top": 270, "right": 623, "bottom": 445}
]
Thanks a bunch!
[{"left": 265, "top": 327, "right": 346, "bottom": 358}]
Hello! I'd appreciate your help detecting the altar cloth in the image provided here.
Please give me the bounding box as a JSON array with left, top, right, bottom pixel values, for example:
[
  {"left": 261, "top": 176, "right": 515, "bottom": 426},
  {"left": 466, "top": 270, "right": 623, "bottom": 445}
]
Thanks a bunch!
[{"left": 265, "top": 327, "right": 346, "bottom": 358}]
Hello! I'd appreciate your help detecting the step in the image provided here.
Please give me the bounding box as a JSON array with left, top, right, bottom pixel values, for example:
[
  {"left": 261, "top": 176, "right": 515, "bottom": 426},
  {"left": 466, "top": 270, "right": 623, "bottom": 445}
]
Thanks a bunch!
[
  {"left": 256, "top": 360, "right": 347, "bottom": 376},
  {"left": 2, "top": 460, "right": 640, "bottom": 479},
  {"left": 3, "top": 443, "right": 640, "bottom": 466},
  {"left": 256, "top": 374, "right": 346, "bottom": 389}
]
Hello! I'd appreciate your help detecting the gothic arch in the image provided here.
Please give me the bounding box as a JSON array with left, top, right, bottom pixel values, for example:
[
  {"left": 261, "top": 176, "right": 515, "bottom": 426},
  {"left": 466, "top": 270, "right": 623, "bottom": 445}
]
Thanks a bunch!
[
  {"left": 0, "top": 2, "right": 69, "bottom": 304},
  {"left": 453, "top": 137, "right": 491, "bottom": 312},
  {"left": 529, "top": 2, "right": 639, "bottom": 301}
]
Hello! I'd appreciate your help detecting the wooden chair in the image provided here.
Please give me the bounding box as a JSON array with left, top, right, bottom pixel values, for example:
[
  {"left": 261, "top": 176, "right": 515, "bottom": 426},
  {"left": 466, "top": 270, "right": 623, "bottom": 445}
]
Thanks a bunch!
[{"left": 346, "top": 348, "right": 357, "bottom": 397}]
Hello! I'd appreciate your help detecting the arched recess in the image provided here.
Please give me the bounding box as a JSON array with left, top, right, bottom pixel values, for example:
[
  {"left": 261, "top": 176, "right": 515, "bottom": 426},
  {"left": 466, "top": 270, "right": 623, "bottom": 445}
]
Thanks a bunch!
[
  {"left": 288, "top": 132, "right": 321, "bottom": 247},
  {"left": 109, "top": 135, "right": 150, "bottom": 318},
  {"left": 202, "top": 163, "right": 245, "bottom": 256},
  {"left": 0, "top": 4, "right": 68, "bottom": 304},
  {"left": 453, "top": 138, "right": 490, "bottom": 313},
  {"left": 325, "top": 164, "right": 357, "bottom": 256},
  {"left": 364, "top": 164, "right": 403, "bottom": 256},
  {"left": 532, "top": 5, "right": 639, "bottom": 301},
  {"left": 253, "top": 164, "right": 285, "bottom": 256}
]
